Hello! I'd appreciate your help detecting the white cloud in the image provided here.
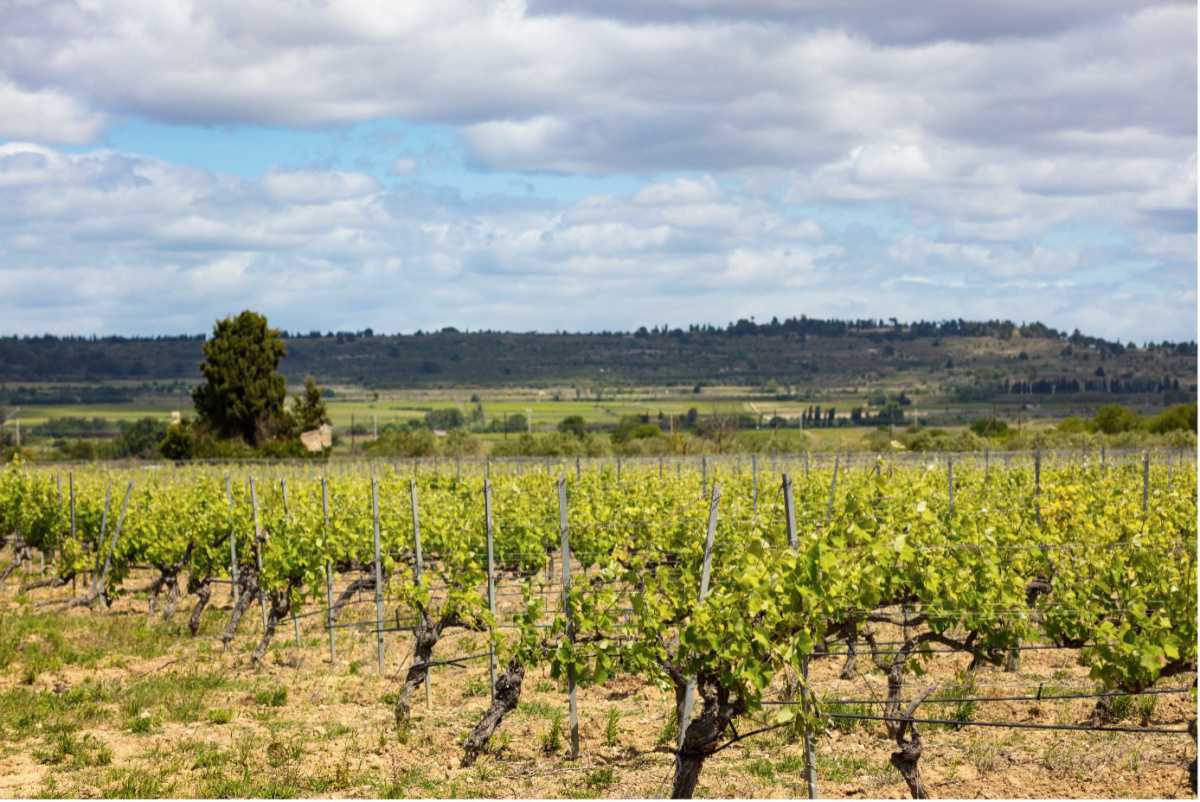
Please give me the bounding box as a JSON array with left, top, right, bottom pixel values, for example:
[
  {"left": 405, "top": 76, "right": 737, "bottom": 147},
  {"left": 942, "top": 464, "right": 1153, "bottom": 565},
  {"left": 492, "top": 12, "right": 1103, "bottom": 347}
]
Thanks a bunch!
[
  {"left": 0, "top": 78, "right": 106, "bottom": 144},
  {"left": 0, "top": 2, "right": 1192, "bottom": 340},
  {"left": 634, "top": 176, "right": 719, "bottom": 206},
  {"left": 262, "top": 169, "right": 380, "bottom": 203}
]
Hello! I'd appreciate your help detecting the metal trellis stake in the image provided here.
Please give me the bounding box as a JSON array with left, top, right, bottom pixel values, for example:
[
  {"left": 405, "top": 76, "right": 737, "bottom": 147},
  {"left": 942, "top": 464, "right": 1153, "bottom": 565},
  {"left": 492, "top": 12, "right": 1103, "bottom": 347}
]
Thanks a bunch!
[
  {"left": 249, "top": 478, "right": 268, "bottom": 629},
  {"left": 484, "top": 480, "right": 498, "bottom": 693},
  {"left": 225, "top": 475, "right": 238, "bottom": 607},
  {"left": 948, "top": 457, "right": 955, "bottom": 517},
  {"left": 411, "top": 479, "right": 430, "bottom": 706},
  {"left": 752, "top": 454, "right": 759, "bottom": 515},
  {"left": 321, "top": 478, "right": 336, "bottom": 663},
  {"left": 281, "top": 479, "right": 301, "bottom": 647},
  {"left": 1142, "top": 451, "right": 1150, "bottom": 515},
  {"left": 783, "top": 474, "right": 816, "bottom": 799},
  {"left": 1034, "top": 449, "right": 1042, "bottom": 528},
  {"left": 371, "top": 475, "right": 386, "bottom": 674},
  {"left": 558, "top": 477, "right": 580, "bottom": 759},
  {"left": 677, "top": 482, "right": 720, "bottom": 762},
  {"left": 824, "top": 455, "right": 839, "bottom": 527},
  {"left": 93, "top": 481, "right": 133, "bottom": 602}
]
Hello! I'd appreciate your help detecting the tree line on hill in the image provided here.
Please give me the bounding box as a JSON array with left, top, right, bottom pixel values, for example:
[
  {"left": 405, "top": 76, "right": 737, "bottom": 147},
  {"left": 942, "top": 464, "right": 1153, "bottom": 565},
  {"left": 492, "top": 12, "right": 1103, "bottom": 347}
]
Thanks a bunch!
[
  {"left": 1, "top": 309, "right": 1195, "bottom": 462},
  {"left": 0, "top": 315, "right": 1193, "bottom": 391}
]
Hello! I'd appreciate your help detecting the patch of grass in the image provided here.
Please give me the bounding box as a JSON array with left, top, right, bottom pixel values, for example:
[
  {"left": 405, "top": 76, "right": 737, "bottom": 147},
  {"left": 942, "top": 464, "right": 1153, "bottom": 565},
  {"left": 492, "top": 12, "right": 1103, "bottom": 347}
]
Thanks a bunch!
[
  {"left": 519, "top": 700, "right": 558, "bottom": 719},
  {"left": 207, "top": 707, "right": 234, "bottom": 725},
  {"left": 1039, "top": 738, "right": 1090, "bottom": 779},
  {"left": 34, "top": 775, "right": 61, "bottom": 799},
  {"left": 604, "top": 707, "right": 621, "bottom": 747},
  {"left": 815, "top": 753, "right": 875, "bottom": 783},
  {"left": 181, "top": 739, "right": 228, "bottom": 770},
  {"left": 190, "top": 776, "right": 243, "bottom": 798},
  {"left": 656, "top": 710, "right": 678, "bottom": 748},
  {"left": 1133, "top": 694, "right": 1158, "bottom": 725},
  {"left": 101, "top": 767, "right": 173, "bottom": 799},
  {"left": 820, "top": 696, "right": 871, "bottom": 733},
  {"left": 374, "top": 760, "right": 441, "bottom": 797},
  {"left": 34, "top": 731, "right": 112, "bottom": 767},
  {"left": 127, "top": 711, "right": 157, "bottom": 734},
  {"left": 255, "top": 686, "right": 288, "bottom": 707},
  {"left": 964, "top": 739, "right": 1003, "bottom": 774},
  {"left": 322, "top": 721, "right": 353, "bottom": 738},
  {"left": 534, "top": 678, "right": 556, "bottom": 693},
  {"left": 0, "top": 683, "right": 111, "bottom": 741},
  {"left": 744, "top": 757, "right": 774, "bottom": 780},
  {"left": 265, "top": 737, "right": 304, "bottom": 769},
  {"left": 1103, "top": 691, "right": 1158, "bottom": 725},
  {"left": 929, "top": 672, "right": 977, "bottom": 730},
  {"left": 119, "top": 670, "right": 228, "bottom": 726},
  {"left": 775, "top": 754, "right": 807, "bottom": 774},
  {"left": 463, "top": 676, "right": 489, "bottom": 697},
  {"left": 1, "top": 612, "right": 175, "bottom": 687},
  {"left": 584, "top": 767, "right": 616, "bottom": 793},
  {"left": 541, "top": 709, "right": 564, "bottom": 754}
]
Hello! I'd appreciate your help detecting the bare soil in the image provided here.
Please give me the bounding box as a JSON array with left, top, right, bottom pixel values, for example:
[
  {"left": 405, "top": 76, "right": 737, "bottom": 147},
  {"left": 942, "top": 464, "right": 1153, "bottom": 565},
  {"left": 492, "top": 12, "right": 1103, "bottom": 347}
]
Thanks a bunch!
[{"left": 0, "top": 566, "right": 1195, "bottom": 799}]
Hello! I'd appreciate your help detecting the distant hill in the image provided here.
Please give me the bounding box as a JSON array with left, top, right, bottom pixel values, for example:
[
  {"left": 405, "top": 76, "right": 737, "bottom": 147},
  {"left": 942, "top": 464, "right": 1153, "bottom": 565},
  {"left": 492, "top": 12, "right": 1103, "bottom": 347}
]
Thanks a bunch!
[{"left": 0, "top": 317, "right": 1194, "bottom": 404}]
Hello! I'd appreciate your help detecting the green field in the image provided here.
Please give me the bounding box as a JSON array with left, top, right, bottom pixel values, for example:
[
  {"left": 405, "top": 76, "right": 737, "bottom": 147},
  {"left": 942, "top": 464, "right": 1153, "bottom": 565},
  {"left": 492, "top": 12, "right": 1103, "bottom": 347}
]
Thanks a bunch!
[{"left": 1, "top": 381, "right": 1149, "bottom": 460}]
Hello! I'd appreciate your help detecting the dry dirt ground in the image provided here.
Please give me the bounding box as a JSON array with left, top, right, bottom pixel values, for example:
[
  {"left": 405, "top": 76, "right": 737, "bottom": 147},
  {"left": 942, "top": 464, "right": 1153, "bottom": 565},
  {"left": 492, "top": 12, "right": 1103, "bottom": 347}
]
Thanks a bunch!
[{"left": 0, "top": 567, "right": 1195, "bottom": 799}]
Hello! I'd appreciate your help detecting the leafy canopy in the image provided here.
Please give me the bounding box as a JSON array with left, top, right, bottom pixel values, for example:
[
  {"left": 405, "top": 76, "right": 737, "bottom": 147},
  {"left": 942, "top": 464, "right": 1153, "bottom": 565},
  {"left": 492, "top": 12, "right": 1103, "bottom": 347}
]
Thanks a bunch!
[
  {"left": 192, "top": 310, "right": 287, "bottom": 446},
  {"left": 293, "top": 376, "right": 331, "bottom": 433}
]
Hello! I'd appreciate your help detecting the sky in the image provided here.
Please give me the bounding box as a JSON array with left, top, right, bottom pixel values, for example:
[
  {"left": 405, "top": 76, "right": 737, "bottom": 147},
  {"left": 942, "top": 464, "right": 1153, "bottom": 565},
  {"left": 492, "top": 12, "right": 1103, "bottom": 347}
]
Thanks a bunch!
[{"left": 0, "top": 1, "right": 1195, "bottom": 342}]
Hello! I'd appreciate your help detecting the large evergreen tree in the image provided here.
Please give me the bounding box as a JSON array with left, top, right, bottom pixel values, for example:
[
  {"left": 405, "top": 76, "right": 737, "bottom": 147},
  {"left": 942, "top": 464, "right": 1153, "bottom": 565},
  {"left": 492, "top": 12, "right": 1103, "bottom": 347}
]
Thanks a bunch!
[{"left": 192, "top": 311, "right": 287, "bottom": 446}]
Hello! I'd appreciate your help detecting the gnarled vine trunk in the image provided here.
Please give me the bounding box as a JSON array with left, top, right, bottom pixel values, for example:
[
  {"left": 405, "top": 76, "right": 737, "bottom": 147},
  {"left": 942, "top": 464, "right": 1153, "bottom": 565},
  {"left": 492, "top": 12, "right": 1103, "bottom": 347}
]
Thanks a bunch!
[
  {"left": 221, "top": 566, "right": 260, "bottom": 649},
  {"left": 0, "top": 538, "right": 32, "bottom": 584},
  {"left": 460, "top": 658, "right": 525, "bottom": 767},
  {"left": 840, "top": 622, "right": 859, "bottom": 679},
  {"left": 251, "top": 587, "right": 293, "bottom": 665},
  {"left": 671, "top": 684, "right": 746, "bottom": 799},
  {"left": 890, "top": 730, "right": 927, "bottom": 799},
  {"left": 395, "top": 616, "right": 440, "bottom": 729},
  {"left": 188, "top": 578, "right": 212, "bottom": 636}
]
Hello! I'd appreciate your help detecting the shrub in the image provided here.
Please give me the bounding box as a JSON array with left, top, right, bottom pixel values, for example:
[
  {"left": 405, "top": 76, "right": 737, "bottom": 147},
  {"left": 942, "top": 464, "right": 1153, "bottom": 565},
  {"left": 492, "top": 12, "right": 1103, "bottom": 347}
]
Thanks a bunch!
[
  {"left": 969, "top": 418, "right": 1009, "bottom": 438},
  {"left": 1091, "top": 404, "right": 1139, "bottom": 434},
  {"left": 1145, "top": 403, "right": 1196, "bottom": 434}
]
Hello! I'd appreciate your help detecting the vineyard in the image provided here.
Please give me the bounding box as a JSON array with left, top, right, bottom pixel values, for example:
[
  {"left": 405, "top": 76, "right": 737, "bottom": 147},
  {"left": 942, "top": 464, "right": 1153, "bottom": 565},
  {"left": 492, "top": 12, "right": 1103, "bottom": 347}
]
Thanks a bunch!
[{"left": 0, "top": 451, "right": 1196, "bottom": 798}]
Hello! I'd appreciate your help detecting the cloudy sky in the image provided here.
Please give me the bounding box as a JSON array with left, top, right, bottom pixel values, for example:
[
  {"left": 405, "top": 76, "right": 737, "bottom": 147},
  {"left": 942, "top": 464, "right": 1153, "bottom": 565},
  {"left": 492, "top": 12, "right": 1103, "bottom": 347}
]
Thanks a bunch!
[{"left": 1, "top": 1, "right": 1195, "bottom": 341}]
